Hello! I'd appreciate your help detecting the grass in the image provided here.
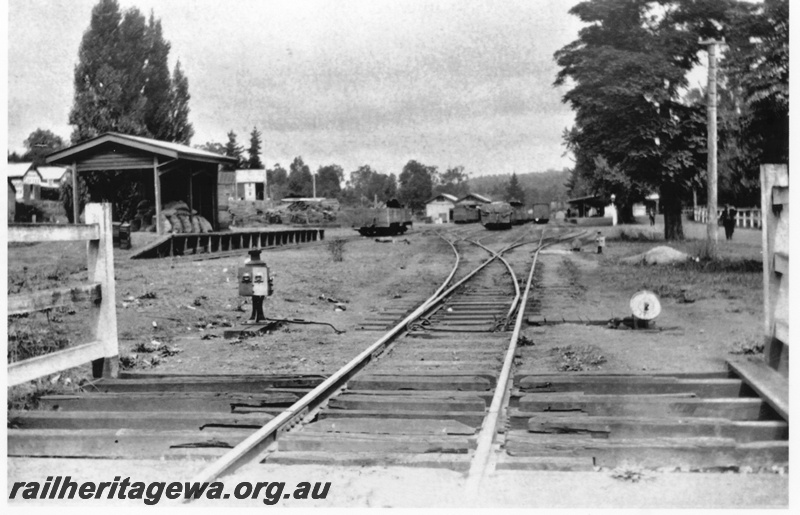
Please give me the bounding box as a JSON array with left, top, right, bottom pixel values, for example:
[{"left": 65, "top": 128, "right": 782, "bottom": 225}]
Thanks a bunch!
[{"left": 552, "top": 345, "right": 607, "bottom": 372}]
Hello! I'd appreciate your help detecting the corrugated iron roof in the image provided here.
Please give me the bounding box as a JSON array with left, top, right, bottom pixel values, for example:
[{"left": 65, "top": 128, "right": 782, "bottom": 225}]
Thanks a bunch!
[{"left": 46, "top": 132, "right": 237, "bottom": 166}]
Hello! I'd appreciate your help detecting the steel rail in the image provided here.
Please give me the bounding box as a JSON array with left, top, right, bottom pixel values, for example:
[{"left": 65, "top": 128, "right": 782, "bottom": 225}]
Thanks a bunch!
[
  {"left": 464, "top": 228, "right": 586, "bottom": 494},
  {"left": 186, "top": 228, "right": 521, "bottom": 488}
]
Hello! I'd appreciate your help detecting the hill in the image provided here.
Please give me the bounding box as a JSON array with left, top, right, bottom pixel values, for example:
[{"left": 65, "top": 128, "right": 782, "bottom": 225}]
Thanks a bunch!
[{"left": 467, "top": 169, "right": 571, "bottom": 204}]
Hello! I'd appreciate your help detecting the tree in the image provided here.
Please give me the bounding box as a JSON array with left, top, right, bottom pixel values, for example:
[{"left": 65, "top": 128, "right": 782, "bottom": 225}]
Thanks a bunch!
[
  {"left": 435, "top": 165, "right": 470, "bottom": 198},
  {"left": 168, "top": 61, "right": 194, "bottom": 145},
  {"left": 23, "top": 129, "right": 66, "bottom": 166},
  {"left": 142, "top": 12, "right": 171, "bottom": 141},
  {"left": 398, "top": 160, "right": 436, "bottom": 211},
  {"left": 287, "top": 157, "right": 313, "bottom": 196},
  {"left": 267, "top": 163, "right": 289, "bottom": 200},
  {"left": 505, "top": 173, "right": 525, "bottom": 203},
  {"left": 224, "top": 130, "right": 244, "bottom": 170},
  {"left": 197, "top": 141, "right": 226, "bottom": 155},
  {"left": 554, "top": 0, "right": 735, "bottom": 240},
  {"left": 248, "top": 127, "right": 263, "bottom": 169},
  {"left": 342, "top": 165, "right": 397, "bottom": 206},
  {"left": 315, "top": 164, "right": 344, "bottom": 198},
  {"left": 69, "top": 0, "right": 193, "bottom": 144}
]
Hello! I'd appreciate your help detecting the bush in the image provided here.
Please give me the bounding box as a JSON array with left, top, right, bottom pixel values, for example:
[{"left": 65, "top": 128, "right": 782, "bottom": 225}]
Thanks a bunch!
[{"left": 327, "top": 238, "right": 347, "bottom": 262}]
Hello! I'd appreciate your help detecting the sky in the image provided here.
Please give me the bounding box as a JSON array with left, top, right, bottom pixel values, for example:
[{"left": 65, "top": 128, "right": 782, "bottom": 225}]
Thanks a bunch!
[{"left": 6, "top": 0, "right": 586, "bottom": 178}]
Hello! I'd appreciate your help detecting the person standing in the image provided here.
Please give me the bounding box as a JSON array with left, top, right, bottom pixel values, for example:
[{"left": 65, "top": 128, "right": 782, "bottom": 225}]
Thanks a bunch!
[
  {"left": 648, "top": 207, "right": 655, "bottom": 226},
  {"left": 720, "top": 205, "right": 737, "bottom": 240}
]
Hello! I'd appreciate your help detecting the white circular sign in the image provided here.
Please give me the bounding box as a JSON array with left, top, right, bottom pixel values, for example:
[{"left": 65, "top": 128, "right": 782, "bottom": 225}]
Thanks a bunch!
[{"left": 630, "top": 290, "right": 661, "bottom": 320}]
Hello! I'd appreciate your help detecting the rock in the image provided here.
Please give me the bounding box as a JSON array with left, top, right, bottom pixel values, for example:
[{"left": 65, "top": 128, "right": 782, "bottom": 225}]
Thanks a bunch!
[{"left": 620, "top": 246, "right": 690, "bottom": 265}]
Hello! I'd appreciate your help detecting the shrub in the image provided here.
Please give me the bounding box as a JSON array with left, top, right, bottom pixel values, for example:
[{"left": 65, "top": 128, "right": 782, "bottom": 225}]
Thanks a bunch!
[{"left": 327, "top": 238, "right": 347, "bottom": 262}]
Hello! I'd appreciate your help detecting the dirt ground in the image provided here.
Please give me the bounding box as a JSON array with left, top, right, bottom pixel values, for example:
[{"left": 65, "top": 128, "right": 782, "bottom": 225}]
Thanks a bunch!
[{"left": 6, "top": 220, "right": 791, "bottom": 508}]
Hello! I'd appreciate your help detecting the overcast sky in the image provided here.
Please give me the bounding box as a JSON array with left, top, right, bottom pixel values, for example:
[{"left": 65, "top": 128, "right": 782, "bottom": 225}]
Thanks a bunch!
[{"left": 7, "top": 0, "right": 586, "bottom": 178}]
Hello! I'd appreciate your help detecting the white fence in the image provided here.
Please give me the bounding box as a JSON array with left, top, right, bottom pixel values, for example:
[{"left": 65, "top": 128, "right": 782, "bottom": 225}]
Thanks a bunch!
[
  {"left": 691, "top": 206, "right": 762, "bottom": 229},
  {"left": 8, "top": 203, "right": 119, "bottom": 386}
]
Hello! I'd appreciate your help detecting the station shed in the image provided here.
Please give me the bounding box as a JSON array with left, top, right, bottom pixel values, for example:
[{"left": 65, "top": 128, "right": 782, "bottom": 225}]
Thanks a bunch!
[
  {"left": 457, "top": 193, "right": 492, "bottom": 205},
  {"left": 425, "top": 193, "right": 458, "bottom": 223},
  {"left": 46, "top": 132, "right": 237, "bottom": 234}
]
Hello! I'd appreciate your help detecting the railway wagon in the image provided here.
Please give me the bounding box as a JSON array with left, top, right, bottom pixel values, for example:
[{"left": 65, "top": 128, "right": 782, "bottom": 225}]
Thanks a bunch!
[
  {"left": 480, "top": 201, "right": 514, "bottom": 230},
  {"left": 347, "top": 205, "right": 413, "bottom": 236},
  {"left": 532, "top": 203, "right": 551, "bottom": 224},
  {"left": 509, "top": 200, "right": 531, "bottom": 225},
  {"left": 453, "top": 203, "right": 481, "bottom": 224}
]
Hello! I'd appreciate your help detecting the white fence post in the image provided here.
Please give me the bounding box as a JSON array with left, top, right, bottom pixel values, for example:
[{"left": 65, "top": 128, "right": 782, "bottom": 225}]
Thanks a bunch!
[{"left": 85, "top": 203, "right": 119, "bottom": 378}]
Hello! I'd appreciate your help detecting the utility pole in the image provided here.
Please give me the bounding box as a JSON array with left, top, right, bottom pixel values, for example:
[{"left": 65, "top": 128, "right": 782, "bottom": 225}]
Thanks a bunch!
[
  {"left": 700, "top": 38, "right": 724, "bottom": 257},
  {"left": 312, "top": 173, "right": 316, "bottom": 199}
]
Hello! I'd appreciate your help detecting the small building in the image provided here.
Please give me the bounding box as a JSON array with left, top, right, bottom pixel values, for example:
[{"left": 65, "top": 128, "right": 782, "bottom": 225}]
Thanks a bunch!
[
  {"left": 46, "top": 132, "right": 237, "bottom": 234},
  {"left": 234, "top": 169, "right": 268, "bottom": 200},
  {"left": 566, "top": 195, "right": 611, "bottom": 218},
  {"left": 37, "top": 166, "right": 71, "bottom": 188},
  {"left": 7, "top": 178, "right": 17, "bottom": 220},
  {"left": 425, "top": 193, "right": 458, "bottom": 223},
  {"left": 7, "top": 162, "right": 33, "bottom": 202}
]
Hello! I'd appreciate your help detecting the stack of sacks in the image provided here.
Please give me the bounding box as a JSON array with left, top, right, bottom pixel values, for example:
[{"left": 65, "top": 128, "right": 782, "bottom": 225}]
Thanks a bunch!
[{"left": 157, "top": 201, "right": 215, "bottom": 234}]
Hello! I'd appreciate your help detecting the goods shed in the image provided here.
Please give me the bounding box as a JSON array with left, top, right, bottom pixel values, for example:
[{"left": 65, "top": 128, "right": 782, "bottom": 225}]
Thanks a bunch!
[
  {"left": 425, "top": 193, "right": 458, "bottom": 223},
  {"left": 46, "top": 132, "right": 236, "bottom": 234}
]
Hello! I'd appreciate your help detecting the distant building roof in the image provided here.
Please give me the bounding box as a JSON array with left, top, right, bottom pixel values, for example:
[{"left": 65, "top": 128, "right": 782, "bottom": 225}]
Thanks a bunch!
[
  {"left": 426, "top": 193, "right": 458, "bottom": 204},
  {"left": 458, "top": 193, "right": 491, "bottom": 203},
  {"left": 36, "top": 166, "right": 70, "bottom": 183},
  {"left": 7, "top": 162, "right": 33, "bottom": 178},
  {"left": 46, "top": 132, "right": 237, "bottom": 166}
]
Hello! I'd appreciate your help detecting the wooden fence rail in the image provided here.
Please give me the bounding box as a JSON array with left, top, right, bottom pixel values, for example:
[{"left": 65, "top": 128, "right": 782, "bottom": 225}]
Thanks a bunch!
[
  {"left": 8, "top": 203, "right": 119, "bottom": 386},
  {"left": 691, "top": 206, "right": 762, "bottom": 229}
]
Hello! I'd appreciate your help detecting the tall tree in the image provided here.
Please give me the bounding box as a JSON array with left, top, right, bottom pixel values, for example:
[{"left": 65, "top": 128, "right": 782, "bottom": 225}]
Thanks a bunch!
[
  {"left": 315, "top": 164, "right": 344, "bottom": 198},
  {"left": 398, "top": 160, "right": 436, "bottom": 211},
  {"left": 554, "top": 0, "right": 733, "bottom": 240},
  {"left": 23, "top": 128, "right": 66, "bottom": 166},
  {"left": 69, "top": 0, "right": 193, "bottom": 144},
  {"left": 248, "top": 127, "right": 263, "bottom": 169},
  {"left": 224, "top": 130, "right": 244, "bottom": 170},
  {"left": 505, "top": 173, "right": 525, "bottom": 203},
  {"left": 168, "top": 61, "right": 194, "bottom": 145},
  {"left": 142, "top": 12, "right": 171, "bottom": 140},
  {"left": 287, "top": 156, "right": 313, "bottom": 196}
]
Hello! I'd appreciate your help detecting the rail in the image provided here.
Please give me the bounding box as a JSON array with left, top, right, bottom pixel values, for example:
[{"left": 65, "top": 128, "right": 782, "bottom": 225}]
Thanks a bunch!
[
  {"left": 8, "top": 203, "right": 119, "bottom": 386},
  {"left": 188, "top": 227, "right": 534, "bottom": 487}
]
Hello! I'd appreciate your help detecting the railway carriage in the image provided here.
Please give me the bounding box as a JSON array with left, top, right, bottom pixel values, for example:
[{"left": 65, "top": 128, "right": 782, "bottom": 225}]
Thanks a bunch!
[
  {"left": 532, "top": 203, "right": 551, "bottom": 224},
  {"left": 453, "top": 203, "right": 481, "bottom": 224}
]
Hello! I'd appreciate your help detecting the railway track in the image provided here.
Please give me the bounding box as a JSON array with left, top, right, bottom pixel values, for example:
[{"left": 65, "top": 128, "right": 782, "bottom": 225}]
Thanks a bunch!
[{"left": 7, "top": 223, "right": 788, "bottom": 497}]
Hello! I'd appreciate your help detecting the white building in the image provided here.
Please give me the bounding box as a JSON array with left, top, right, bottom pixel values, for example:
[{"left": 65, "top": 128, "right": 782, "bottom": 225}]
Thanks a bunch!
[
  {"left": 425, "top": 193, "right": 458, "bottom": 223},
  {"left": 234, "top": 169, "right": 268, "bottom": 200},
  {"left": 7, "top": 162, "right": 33, "bottom": 201}
]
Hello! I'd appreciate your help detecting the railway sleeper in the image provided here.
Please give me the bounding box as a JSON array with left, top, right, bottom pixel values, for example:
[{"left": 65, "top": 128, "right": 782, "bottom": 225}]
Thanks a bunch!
[
  {"left": 328, "top": 393, "right": 487, "bottom": 412},
  {"left": 301, "top": 417, "right": 476, "bottom": 436},
  {"left": 349, "top": 374, "right": 494, "bottom": 391},
  {"left": 515, "top": 377, "right": 749, "bottom": 397},
  {"left": 38, "top": 392, "right": 299, "bottom": 412}
]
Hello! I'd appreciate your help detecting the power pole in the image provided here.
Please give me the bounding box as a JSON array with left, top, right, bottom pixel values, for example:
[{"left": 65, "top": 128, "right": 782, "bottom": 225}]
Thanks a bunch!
[{"left": 700, "top": 38, "right": 724, "bottom": 257}]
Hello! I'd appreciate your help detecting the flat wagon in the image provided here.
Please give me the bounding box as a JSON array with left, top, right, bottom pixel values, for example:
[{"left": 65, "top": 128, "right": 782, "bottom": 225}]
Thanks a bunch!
[{"left": 346, "top": 204, "right": 413, "bottom": 236}]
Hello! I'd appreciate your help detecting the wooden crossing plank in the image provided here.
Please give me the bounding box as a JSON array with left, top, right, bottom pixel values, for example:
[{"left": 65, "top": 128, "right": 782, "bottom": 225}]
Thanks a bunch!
[
  {"left": 328, "top": 393, "right": 487, "bottom": 412},
  {"left": 728, "top": 358, "right": 789, "bottom": 420},
  {"left": 8, "top": 428, "right": 253, "bottom": 458},
  {"left": 318, "top": 409, "right": 486, "bottom": 427},
  {"left": 504, "top": 431, "right": 788, "bottom": 469},
  {"left": 39, "top": 392, "right": 298, "bottom": 412},
  {"left": 303, "top": 417, "right": 476, "bottom": 435},
  {"left": 525, "top": 415, "right": 787, "bottom": 442},
  {"left": 90, "top": 375, "right": 325, "bottom": 392},
  {"left": 516, "top": 394, "right": 765, "bottom": 419},
  {"left": 349, "top": 374, "right": 493, "bottom": 391},
  {"left": 278, "top": 432, "right": 474, "bottom": 454},
  {"left": 495, "top": 455, "right": 595, "bottom": 471},
  {"left": 516, "top": 376, "right": 745, "bottom": 397},
  {"left": 267, "top": 451, "right": 472, "bottom": 470},
  {"left": 8, "top": 410, "right": 273, "bottom": 430}
]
